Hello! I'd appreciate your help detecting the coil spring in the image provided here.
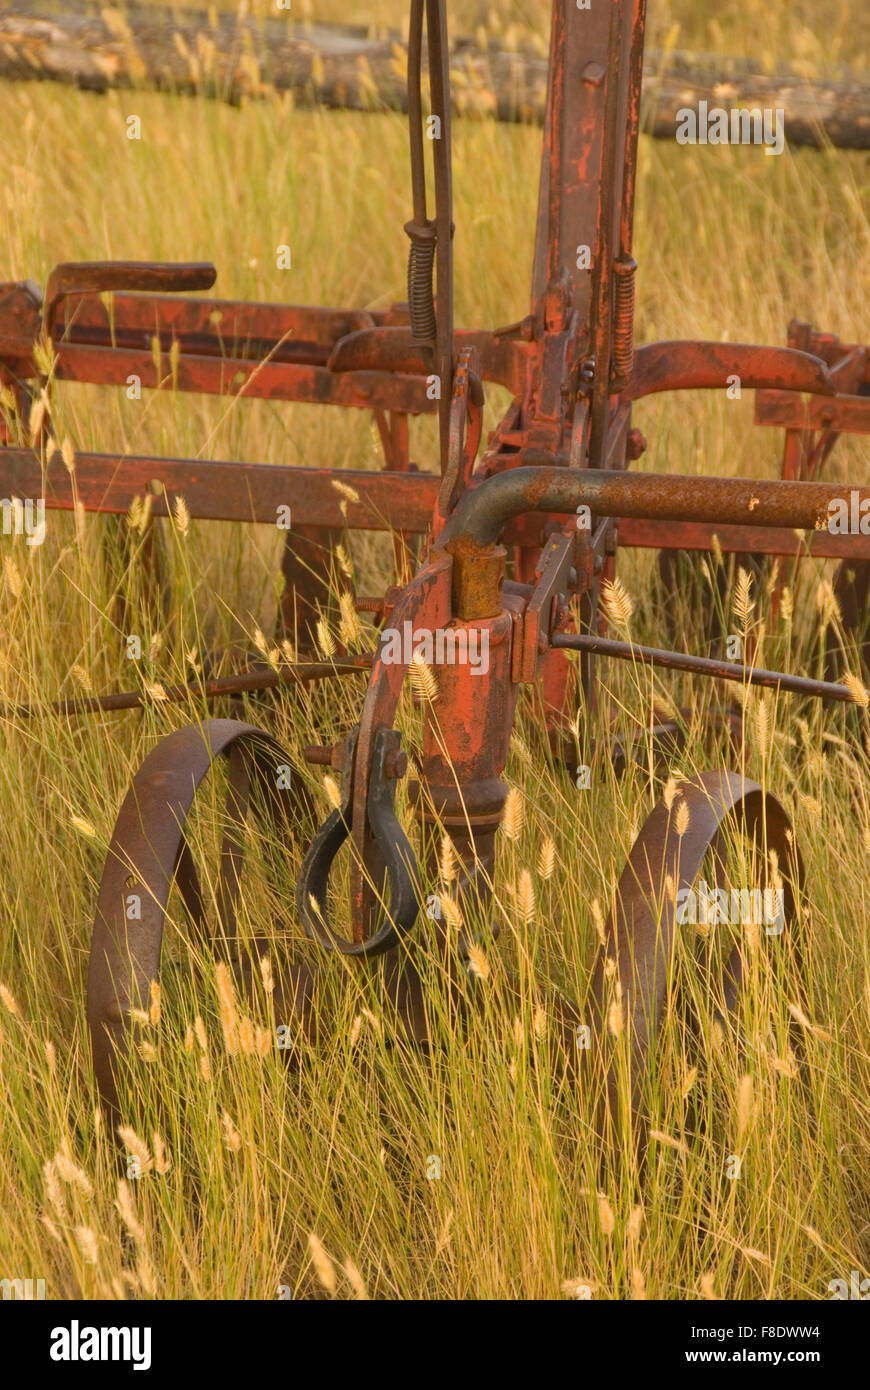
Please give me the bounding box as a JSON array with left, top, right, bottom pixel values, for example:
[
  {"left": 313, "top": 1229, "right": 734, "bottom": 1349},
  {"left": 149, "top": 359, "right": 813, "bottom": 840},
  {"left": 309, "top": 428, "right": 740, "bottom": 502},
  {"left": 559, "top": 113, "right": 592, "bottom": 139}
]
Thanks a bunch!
[
  {"left": 611, "top": 256, "right": 637, "bottom": 389},
  {"left": 405, "top": 219, "right": 437, "bottom": 348}
]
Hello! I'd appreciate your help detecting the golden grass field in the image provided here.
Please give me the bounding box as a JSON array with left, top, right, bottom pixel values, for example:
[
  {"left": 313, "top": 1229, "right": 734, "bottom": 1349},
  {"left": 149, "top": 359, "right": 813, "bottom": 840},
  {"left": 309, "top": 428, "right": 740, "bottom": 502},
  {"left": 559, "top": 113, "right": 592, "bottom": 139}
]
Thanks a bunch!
[{"left": 0, "top": 0, "right": 868, "bottom": 1300}]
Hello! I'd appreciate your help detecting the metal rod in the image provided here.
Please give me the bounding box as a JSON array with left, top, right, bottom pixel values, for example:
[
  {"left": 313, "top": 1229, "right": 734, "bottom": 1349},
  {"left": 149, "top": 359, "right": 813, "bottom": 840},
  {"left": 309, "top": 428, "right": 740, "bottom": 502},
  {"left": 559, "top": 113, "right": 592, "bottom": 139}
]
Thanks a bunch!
[
  {"left": 437, "top": 465, "right": 870, "bottom": 551},
  {"left": 619, "top": 0, "right": 649, "bottom": 259},
  {"left": 587, "top": 0, "right": 625, "bottom": 468},
  {"left": 426, "top": 0, "right": 454, "bottom": 475},
  {"left": 0, "top": 655, "right": 376, "bottom": 721},
  {"left": 552, "top": 633, "right": 866, "bottom": 704},
  {"left": 407, "top": 0, "right": 427, "bottom": 225}
]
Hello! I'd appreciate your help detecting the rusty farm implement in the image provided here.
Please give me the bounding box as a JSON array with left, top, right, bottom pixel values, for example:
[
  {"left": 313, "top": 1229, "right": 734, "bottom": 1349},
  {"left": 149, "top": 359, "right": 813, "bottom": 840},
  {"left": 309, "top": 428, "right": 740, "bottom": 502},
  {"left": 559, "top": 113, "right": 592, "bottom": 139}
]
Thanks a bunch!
[{"left": 0, "top": 0, "right": 868, "bottom": 1128}]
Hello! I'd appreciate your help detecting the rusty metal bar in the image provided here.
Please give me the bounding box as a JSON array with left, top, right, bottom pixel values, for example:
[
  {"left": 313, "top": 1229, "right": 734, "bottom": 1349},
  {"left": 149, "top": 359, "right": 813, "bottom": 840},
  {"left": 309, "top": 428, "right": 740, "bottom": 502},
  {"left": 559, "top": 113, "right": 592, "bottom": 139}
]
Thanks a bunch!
[
  {"left": 438, "top": 466, "right": 870, "bottom": 551},
  {"left": 618, "top": 0, "right": 648, "bottom": 262},
  {"left": 0, "top": 449, "right": 440, "bottom": 528},
  {"left": 616, "top": 517, "right": 870, "bottom": 558},
  {"left": 588, "top": 0, "right": 626, "bottom": 463},
  {"left": 0, "top": 655, "right": 376, "bottom": 721},
  {"left": 426, "top": 0, "right": 455, "bottom": 472},
  {"left": 52, "top": 343, "right": 434, "bottom": 412},
  {"left": 552, "top": 632, "right": 865, "bottom": 703},
  {"left": 755, "top": 389, "right": 870, "bottom": 434}
]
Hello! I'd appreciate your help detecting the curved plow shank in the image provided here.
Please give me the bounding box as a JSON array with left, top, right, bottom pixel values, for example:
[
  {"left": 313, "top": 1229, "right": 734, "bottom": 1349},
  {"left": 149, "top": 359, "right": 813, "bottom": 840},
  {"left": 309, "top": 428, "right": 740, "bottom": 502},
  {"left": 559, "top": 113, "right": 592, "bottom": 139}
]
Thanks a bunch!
[
  {"left": 297, "top": 727, "right": 423, "bottom": 958},
  {"left": 87, "top": 719, "right": 312, "bottom": 1115},
  {"left": 590, "top": 771, "right": 803, "bottom": 1134}
]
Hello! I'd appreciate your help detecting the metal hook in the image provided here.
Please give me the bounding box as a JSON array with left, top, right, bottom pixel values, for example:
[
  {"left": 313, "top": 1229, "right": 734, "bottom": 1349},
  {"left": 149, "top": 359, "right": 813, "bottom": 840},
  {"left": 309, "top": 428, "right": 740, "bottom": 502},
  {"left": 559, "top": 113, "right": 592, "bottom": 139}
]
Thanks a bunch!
[{"left": 297, "top": 728, "right": 422, "bottom": 957}]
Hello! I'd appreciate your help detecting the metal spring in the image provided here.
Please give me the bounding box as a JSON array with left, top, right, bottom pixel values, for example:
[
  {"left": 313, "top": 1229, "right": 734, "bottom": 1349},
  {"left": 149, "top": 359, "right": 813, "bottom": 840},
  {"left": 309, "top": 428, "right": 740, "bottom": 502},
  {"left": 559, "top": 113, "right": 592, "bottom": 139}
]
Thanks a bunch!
[
  {"left": 611, "top": 256, "right": 637, "bottom": 389},
  {"left": 405, "top": 219, "right": 437, "bottom": 348}
]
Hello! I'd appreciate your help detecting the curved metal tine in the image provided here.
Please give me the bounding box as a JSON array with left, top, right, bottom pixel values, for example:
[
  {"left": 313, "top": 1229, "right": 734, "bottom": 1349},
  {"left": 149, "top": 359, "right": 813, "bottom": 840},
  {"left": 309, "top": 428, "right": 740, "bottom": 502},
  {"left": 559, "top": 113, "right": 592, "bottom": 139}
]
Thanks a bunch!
[
  {"left": 591, "top": 773, "right": 803, "bottom": 1145},
  {"left": 216, "top": 742, "right": 252, "bottom": 945},
  {"left": 174, "top": 838, "right": 208, "bottom": 938},
  {"left": 690, "top": 837, "right": 743, "bottom": 1033}
]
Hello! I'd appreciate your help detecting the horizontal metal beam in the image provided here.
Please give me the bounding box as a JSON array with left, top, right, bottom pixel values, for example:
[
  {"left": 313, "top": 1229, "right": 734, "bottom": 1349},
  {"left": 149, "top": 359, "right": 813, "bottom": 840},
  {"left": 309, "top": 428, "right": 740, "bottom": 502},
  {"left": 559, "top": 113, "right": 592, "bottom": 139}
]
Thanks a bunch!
[
  {"left": 54, "top": 343, "right": 434, "bottom": 413},
  {"left": 616, "top": 517, "right": 870, "bottom": 558},
  {"left": 755, "top": 388, "right": 870, "bottom": 434},
  {"left": 0, "top": 449, "right": 441, "bottom": 529}
]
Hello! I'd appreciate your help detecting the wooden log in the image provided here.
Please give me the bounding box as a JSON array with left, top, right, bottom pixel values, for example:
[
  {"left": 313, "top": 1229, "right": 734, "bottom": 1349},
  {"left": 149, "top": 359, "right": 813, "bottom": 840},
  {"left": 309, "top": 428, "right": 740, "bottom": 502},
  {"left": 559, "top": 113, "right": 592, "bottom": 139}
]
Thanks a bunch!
[{"left": 0, "top": 3, "right": 867, "bottom": 149}]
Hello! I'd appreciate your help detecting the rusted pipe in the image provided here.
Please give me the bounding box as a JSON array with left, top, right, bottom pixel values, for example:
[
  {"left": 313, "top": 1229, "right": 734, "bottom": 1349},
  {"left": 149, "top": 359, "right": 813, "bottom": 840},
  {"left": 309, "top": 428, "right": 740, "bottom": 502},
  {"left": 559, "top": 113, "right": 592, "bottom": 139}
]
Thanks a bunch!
[
  {"left": 552, "top": 633, "right": 866, "bottom": 704},
  {"left": 0, "top": 655, "right": 375, "bottom": 721},
  {"left": 438, "top": 467, "right": 870, "bottom": 551}
]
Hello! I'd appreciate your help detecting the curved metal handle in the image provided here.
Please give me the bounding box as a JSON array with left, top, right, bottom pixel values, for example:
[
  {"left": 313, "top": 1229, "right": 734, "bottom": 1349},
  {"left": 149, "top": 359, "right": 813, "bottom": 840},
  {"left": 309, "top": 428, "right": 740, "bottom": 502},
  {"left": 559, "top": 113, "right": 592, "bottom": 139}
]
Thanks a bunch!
[
  {"left": 45, "top": 260, "right": 217, "bottom": 331},
  {"left": 297, "top": 729, "right": 422, "bottom": 957}
]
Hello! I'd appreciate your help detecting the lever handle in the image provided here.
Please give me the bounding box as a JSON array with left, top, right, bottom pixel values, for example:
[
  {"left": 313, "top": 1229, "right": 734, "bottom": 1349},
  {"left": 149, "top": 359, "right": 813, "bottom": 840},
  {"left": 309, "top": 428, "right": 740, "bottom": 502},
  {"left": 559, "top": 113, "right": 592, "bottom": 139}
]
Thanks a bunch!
[{"left": 45, "top": 260, "right": 217, "bottom": 328}]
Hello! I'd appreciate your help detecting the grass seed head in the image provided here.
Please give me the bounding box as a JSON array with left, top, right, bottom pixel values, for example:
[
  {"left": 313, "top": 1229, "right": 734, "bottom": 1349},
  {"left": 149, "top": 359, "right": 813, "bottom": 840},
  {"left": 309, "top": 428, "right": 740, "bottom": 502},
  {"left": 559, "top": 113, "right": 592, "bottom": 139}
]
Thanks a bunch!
[
  {"left": 501, "top": 786, "right": 525, "bottom": 840},
  {"left": 222, "top": 1111, "right": 242, "bottom": 1152},
  {"left": 307, "top": 1233, "right": 337, "bottom": 1293},
  {"left": 75, "top": 1225, "right": 100, "bottom": 1265},
  {"left": 537, "top": 836, "right": 556, "bottom": 880},
  {"left": 465, "top": 944, "right": 490, "bottom": 981},
  {"left": 736, "top": 1074, "right": 754, "bottom": 1142},
  {"left": 259, "top": 954, "right": 274, "bottom": 994},
  {"left": 439, "top": 833, "right": 457, "bottom": 884},
  {"left": 215, "top": 961, "right": 240, "bottom": 1055},
  {"left": 597, "top": 1192, "right": 615, "bottom": 1237},
  {"left": 409, "top": 652, "right": 438, "bottom": 702},
  {"left": 338, "top": 589, "right": 362, "bottom": 647},
  {"left": 516, "top": 868, "right": 536, "bottom": 925},
  {"left": 117, "top": 1126, "right": 153, "bottom": 1176},
  {"left": 601, "top": 575, "right": 634, "bottom": 627},
  {"left": 590, "top": 897, "right": 607, "bottom": 946},
  {"left": 439, "top": 895, "right": 463, "bottom": 930},
  {"left": 0, "top": 982, "right": 20, "bottom": 1015},
  {"left": 732, "top": 566, "right": 755, "bottom": 625},
  {"left": 173, "top": 494, "right": 191, "bottom": 536},
  {"left": 343, "top": 1257, "right": 368, "bottom": 1300},
  {"left": 843, "top": 671, "right": 870, "bottom": 707}
]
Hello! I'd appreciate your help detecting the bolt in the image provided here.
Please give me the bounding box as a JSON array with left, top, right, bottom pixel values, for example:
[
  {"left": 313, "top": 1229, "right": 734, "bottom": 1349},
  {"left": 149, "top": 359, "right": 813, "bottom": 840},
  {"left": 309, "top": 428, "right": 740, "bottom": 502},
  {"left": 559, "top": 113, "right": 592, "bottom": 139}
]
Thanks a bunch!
[
  {"left": 303, "top": 745, "right": 333, "bottom": 765},
  {"left": 383, "top": 747, "right": 408, "bottom": 780},
  {"left": 626, "top": 427, "right": 647, "bottom": 460},
  {"left": 354, "top": 596, "right": 384, "bottom": 613},
  {"left": 304, "top": 741, "right": 346, "bottom": 770}
]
